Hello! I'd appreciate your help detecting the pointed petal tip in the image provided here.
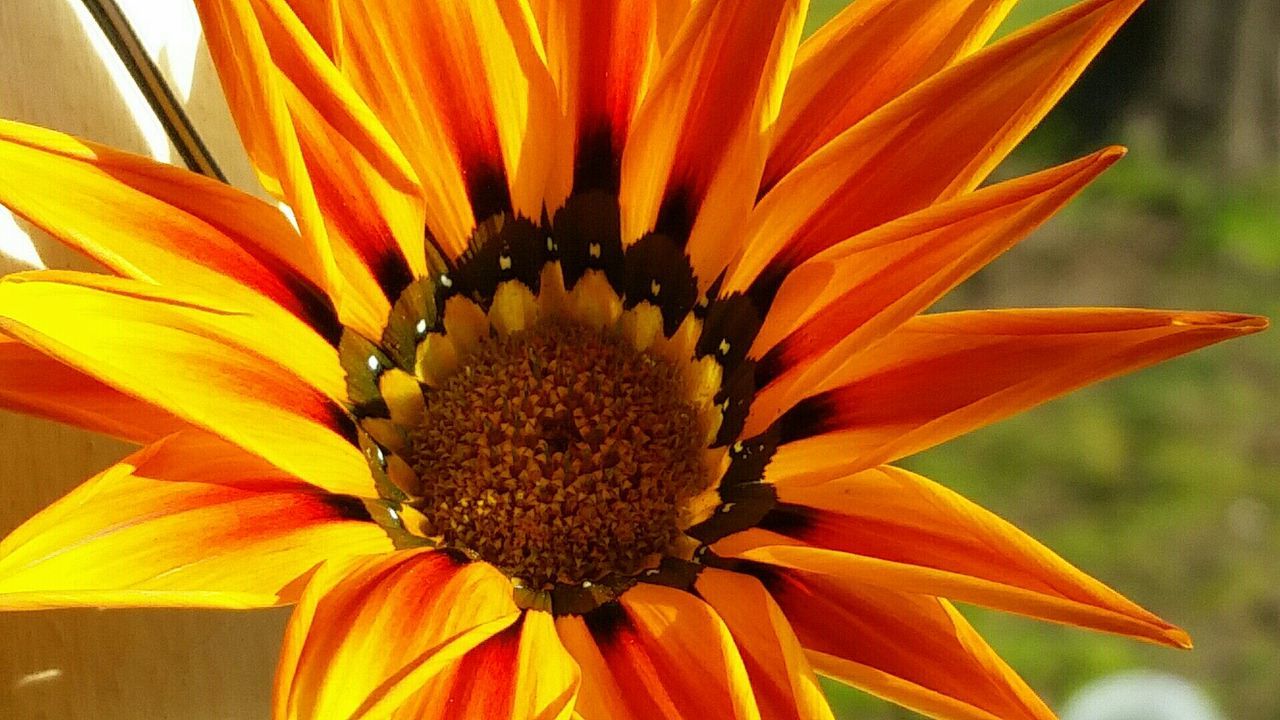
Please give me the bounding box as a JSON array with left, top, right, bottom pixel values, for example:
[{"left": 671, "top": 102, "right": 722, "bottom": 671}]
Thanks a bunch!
[{"left": 1172, "top": 311, "right": 1269, "bottom": 334}]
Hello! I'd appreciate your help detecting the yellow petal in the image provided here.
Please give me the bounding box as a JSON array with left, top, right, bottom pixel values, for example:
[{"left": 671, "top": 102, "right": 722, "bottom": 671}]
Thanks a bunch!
[
  {"left": 619, "top": 0, "right": 807, "bottom": 289},
  {"left": 0, "top": 118, "right": 342, "bottom": 344},
  {"left": 0, "top": 271, "right": 372, "bottom": 497},
  {"left": 726, "top": 0, "right": 1146, "bottom": 295},
  {"left": 764, "top": 0, "right": 1016, "bottom": 188},
  {"left": 746, "top": 147, "right": 1125, "bottom": 435},
  {"left": 723, "top": 464, "right": 1191, "bottom": 647},
  {"left": 766, "top": 308, "right": 1265, "bottom": 482},
  {"left": 757, "top": 566, "right": 1055, "bottom": 720},
  {"left": 0, "top": 431, "right": 390, "bottom": 610},
  {"left": 696, "top": 568, "right": 834, "bottom": 720},
  {"left": 273, "top": 549, "right": 520, "bottom": 720},
  {"left": 0, "top": 334, "right": 184, "bottom": 443}
]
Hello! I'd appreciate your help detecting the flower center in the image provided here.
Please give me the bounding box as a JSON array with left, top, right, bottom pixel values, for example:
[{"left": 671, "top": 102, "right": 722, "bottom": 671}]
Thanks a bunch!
[{"left": 406, "top": 322, "right": 708, "bottom": 588}]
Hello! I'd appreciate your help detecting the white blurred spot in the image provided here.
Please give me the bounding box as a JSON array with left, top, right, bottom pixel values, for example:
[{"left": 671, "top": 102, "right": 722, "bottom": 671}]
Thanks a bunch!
[
  {"left": 1061, "top": 671, "right": 1224, "bottom": 720},
  {"left": 14, "top": 668, "right": 63, "bottom": 690}
]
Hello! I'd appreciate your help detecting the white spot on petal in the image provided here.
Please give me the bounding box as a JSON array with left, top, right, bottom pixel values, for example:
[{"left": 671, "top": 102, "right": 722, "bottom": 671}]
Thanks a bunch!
[
  {"left": 366, "top": 355, "right": 380, "bottom": 372},
  {"left": 440, "top": 274, "right": 453, "bottom": 288},
  {"left": 588, "top": 242, "right": 601, "bottom": 259}
]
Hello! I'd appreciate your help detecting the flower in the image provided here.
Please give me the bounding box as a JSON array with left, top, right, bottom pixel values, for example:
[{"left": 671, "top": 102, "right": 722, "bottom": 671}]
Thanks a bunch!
[{"left": 0, "top": 0, "right": 1267, "bottom": 718}]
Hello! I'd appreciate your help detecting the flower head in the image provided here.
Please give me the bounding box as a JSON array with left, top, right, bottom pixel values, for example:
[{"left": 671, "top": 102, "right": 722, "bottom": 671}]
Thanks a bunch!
[{"left": 0, "top": 0, "right": 1267, "bottom": 718}]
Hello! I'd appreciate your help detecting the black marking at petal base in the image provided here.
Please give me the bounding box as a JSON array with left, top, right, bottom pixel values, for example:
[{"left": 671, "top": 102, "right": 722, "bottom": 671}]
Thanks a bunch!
[
  {"left": 574, "top": 120, "right": 620, "bottom": 193},
  {"left": 654, "top": 184, "right": 696, "bottom": 245},
  {"left": 753, "top": 342, "right": 788, "bottom": 390},
  {"left": 638, "top": 556, "right": 703, "bottom": 591},
  {"left": 714, "top": 360, "right": 757, "bottom": 447},
  {"left": 776, "top": 390, "right": 840, "bottom": 444},
  {"left": 731, "top": 558, "right": 786, "bottom": 594},
  {"left": 746, "top": 262, "right": 789, "bottom": 315},
  {"left": 465, "top": 162, "right": 513, "bottom": 222},
  {"left": 582, "top": 600, "right": 629, "bottom": 639},
  {"left": 235, "top": 237, "right": 344, "bottom": 346},
  {"left": 338, "top": 330, "right": 394, "bottom": 418},
  {"left": 685, "top": 481, "right": 778, "bottom": 544},
  {"left": 622, "top": 233, "right": 697, "bottom": 335},
  {"left": 551, "top": 190, "right": 625, "bottom": 291},
  {"left": 320, "top": 494, "right": 376, "bottom": 522},
  {"left": 451, "top": 214, "right": 549, "bottom": 302},
  {"left": 697, "top": 293, "right": 762, "bottom": 375},
  {"left": 719, "top": 427, "right": 779, "bottom": 488},
  {"left": 382, "top": 277, "right": 440, "bottom": 371},
  {"left": 369, "top": 246, "right": 416, "bottom": 304},
  {"left": 757, "top": 502, "right": 817, "bottom": 538},
  {"left": 331, "top": 406, "right": 360, "bottom": 445}
]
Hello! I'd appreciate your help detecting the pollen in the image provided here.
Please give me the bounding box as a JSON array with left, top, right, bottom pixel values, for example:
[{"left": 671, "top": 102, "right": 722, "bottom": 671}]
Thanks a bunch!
[{"left": 407, "top": 322, "right": 709, "bottom": 588}]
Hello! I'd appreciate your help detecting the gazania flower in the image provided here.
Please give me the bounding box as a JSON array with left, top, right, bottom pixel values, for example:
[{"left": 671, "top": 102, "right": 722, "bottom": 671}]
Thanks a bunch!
[{"left": 0, "top": 0, "right": 1267, "bottom": 717}]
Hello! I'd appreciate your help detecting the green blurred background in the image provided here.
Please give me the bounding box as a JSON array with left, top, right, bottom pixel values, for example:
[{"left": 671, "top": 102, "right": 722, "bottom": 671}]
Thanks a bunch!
[{"left": 805, "top": 1, "right": 1280, "bottom": 718}]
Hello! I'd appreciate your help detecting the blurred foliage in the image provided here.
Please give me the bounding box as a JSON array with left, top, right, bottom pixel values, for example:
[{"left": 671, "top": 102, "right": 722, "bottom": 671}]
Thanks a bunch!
[{"left": 802, "top": 2, "right": 1279, "bottom": 719}]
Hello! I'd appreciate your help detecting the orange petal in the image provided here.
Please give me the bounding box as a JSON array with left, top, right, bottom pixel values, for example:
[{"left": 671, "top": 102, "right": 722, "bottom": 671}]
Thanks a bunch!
[
  {"left": 764, "top": 0, "right": 1016, "bottom": 189},
  {"left": 0, "top": 118, "right": 341, "bottom": 343},
  {"left": 766, "top": 308, "right": 1266, "bottom": 481},
  {"left": 757, "top": 565, "right": 1056, "bottom": 720},
  {"left": 0, "top": 430, "right": 390, "bottom": 610},
  {"left": 273, "top": 549, "right": 520, "bottom": 720},
  {"left": 0, "top": 334, "right": 184, "bottom": 443},
  {"left": 0, "top": 271, "right": 373, "bottom": 497},
  {"left": 385, "top": 610, "right": 580, "bottom": 720},
  {"left": 696, "top": 568, "right": 834, "bottom": 720},
  {"left": 726, "top": 0, "right": 1145, "bottom": 295},
  {"left": 335, "top": 0, "right": 561, "bottom": 248},
  {"left": 723, "top": 465, "right": 1190, "bottom": 647},
  {"left": 193, "top": 0, "right": 341, "bottom": 316},
  {"left": 619, "top": 0, "right": 806, "bottom": 289},
  {"left": 583, "top": 583, "right": 761, "bottom": 719},
  {"left": 746, "top": 147, "right": 1124, "bottom": 435},
  {"left": 532, "top": 0, "right": 661, "bottom": 198},
  {"left": 555, "top": 615, "right": 637, "bottom": 720}
]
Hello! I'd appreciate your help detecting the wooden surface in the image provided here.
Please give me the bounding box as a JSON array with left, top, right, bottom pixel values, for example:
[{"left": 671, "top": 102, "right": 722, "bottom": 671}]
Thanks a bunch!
[{"left": 0, "top": 2, "right": 282, "bottom": 717}]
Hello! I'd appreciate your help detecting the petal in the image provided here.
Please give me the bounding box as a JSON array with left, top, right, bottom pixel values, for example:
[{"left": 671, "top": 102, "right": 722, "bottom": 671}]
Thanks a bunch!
[
  {"left": 0, "top": 334, "right": 184, "bottom": 443},
  {"left": 619, "top": 0, "right": 807, "bottom": 288},
  {"left": 0, "top": 118, "right": 341, "bottom": 343},
  {"left": 722, "top": 465, "right": 1190, "bottom": 647},
  {"left": 555, "top": 615, "right": 636, "bottom": 720},
  {"left": 696, "top": 568, "right": 834, "bottom": 720},
  {"left": 273, "top": 549, "right": 521, "bottom": 720},
  {"left": 192, "top": 0, "right": 342, "bottom": 315},
  {"left": 387, "top": 610, "right": 580, "bottom": 720},
  {"left": 0, "top": 271, "right": 373, "bottom": 497},
  {"left": 579, "top": 584, "right": 761, "bottom": 719},
  {"left": 335, "top": 0, "right": 562, "bottom": 246},
  {"left": 767, "top": 308, "right": 1266, "bottom": 481},
  {"left": 0, "top": 430, "right": 390, "bottom": 610},
  {"left": 197, "top": 0, "right": 426, "bottom": 338},
  {"left": 726, "top": 0, "right": 1146, "bottom": 295},
  {"left": 746, "top": 147, "right": 1124, "bottom": 435},
  {"left": 764, "top": 0, "right": 1016, "bottom": 189},
  {"left": 756, "top": 565, "right": 1055, "bottom": 720},
  {"left": 532, "top": 0, "right": 661, "bottom": 197}
]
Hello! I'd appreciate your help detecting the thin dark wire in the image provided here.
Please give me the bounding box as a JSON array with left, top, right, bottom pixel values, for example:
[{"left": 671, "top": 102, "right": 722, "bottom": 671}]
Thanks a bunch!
[{"left": 79, "top": 0, "right": 228, "bottom": 183}]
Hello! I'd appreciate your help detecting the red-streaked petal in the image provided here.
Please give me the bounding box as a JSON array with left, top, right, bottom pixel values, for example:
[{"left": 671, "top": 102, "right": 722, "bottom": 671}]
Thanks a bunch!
[
  {"left": 531, "top": 0, "right": 661, "bottom": 200},
  {"left": 746, "top": 148, "right": 1125, "bottom": 435},
  {"left": 555, "top": 615, "right": 637, "bottom": 720},
  {"left": 386, "top": 610, "right": 580, "bottom": 720},
  {"left": 250, "top": 0, "right": 432, "bottom": 314},
  {"left": 0, "top": 431, "right": 390, "bottom": 610},
  {"left": 766, "top": 308, "right": 1265, "bottom": 482},
  {"left": 273, "top": 550, "right": 520, "bottom": 720},
  {"left": 0, "top": 271, "right": 373, "bottom": 497},
  {"left": 726, "top": 0, "right": 1146, "bottom": 295},
  {"left": 758, "top": 566, "right": 1056, "bottom": 720},
  {"left": 764, "top": 0, "right": 1016, "bottom": 189},
  {"left": 696, "top": 568, "right": 834, "bottom": 720},
  {"left": 192, "top": 0, "right": 341, "bottom": 315},
  {"left": 619, "top": 0, "right": 806, "bottom": 289},
  {"left": 580, "top": 583, "right": 761, "bottom": 719},
  {"left": 336, "top": 0, "right": 561, "bottom": 250},
  {"left": 0, "top": 119, "right": 341, "bottom": 342},
  {"left": 720, "top": 465, "right": 1190, "bottom": 647},
  {"left": 0, "top": 334, "right": 184, "bottom": 443}
]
